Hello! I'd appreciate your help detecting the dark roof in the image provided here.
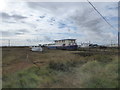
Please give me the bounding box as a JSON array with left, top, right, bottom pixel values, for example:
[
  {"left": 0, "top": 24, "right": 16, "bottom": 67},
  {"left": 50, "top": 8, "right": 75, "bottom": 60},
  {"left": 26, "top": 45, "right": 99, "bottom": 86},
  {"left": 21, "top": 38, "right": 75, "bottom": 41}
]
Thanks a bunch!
[{"left": 54, "top": 39, "right": 76, "bottom": 41}]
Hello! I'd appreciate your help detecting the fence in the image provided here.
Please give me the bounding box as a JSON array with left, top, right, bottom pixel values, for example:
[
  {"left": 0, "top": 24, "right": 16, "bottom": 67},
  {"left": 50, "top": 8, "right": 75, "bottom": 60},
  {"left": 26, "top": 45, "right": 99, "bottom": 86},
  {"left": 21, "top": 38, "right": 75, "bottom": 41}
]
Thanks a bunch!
[{"left": 0, "top": 39, "right": 50, "bottom": 46}]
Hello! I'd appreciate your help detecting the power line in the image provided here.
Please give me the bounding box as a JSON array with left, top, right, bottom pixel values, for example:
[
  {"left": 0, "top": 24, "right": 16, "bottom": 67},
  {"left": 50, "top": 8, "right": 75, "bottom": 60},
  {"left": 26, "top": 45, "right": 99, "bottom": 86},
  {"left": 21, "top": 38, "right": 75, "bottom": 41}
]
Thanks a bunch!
[{"left": 87, "top": 0, "right": 117, "bottom": 31}]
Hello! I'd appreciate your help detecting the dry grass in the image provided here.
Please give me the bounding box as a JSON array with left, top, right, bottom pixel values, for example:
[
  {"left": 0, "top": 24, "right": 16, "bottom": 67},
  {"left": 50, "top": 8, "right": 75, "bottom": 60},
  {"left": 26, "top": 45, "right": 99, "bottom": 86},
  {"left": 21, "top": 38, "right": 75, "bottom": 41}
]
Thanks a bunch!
[
  {"left": 2, "top": 47, "right": 84, "bottom": 74},
  {"left": 2, "top": 47, "right": 119, "bottom": 88}
]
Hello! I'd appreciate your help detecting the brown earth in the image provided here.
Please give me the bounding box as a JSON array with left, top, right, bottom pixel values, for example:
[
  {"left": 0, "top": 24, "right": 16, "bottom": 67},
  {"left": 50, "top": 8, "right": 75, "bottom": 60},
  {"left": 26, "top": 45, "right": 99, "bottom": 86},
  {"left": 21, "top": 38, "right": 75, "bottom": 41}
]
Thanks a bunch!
[
  {"left": 2, "top": 47, "right": 72, "bottom": 74},
  {"left": 2, "top": 47, "right": 118, "bottom": 75},
  {"left": 2, "top": 61, "right": 33, "bottom": 74}
]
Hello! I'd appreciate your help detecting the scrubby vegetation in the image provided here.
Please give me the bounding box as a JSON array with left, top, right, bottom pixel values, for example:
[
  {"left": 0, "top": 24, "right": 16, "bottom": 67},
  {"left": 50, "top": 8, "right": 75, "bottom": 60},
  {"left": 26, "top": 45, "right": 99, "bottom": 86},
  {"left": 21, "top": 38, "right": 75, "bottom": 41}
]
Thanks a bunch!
[{"left": 2, "top": 47, "right": 119, "bottom": 88}]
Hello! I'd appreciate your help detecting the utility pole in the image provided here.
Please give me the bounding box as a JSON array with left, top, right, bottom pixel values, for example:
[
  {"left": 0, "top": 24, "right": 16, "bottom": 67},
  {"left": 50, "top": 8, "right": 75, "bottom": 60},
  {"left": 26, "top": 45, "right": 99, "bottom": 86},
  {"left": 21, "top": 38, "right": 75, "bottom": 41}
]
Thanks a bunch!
[
  {"left": 111, "top": 40, "right": 113, "bottom": 47},
  {"left": 88, "top": 41, "right": 90, "bottom": 52},
  {"left": 118, "top": 31, "right": 120, "bottom": 48},
  {"left": 8, "top": 39, "right": 10, "bottom": 47},
  {"left": 89, "top": 41, "right": 91, "bottom": 44}
]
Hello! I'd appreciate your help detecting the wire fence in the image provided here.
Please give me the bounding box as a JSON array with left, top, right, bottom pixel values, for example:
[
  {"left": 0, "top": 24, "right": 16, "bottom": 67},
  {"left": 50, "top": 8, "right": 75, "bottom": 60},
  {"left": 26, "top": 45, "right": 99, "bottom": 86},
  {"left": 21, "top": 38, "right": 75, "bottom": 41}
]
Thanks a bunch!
[
  {"left": 0, "top": 39, "right": 51, "bottom": 46},
  {"left": 0, "top": 39, "right": 118, "bottom": 47}
]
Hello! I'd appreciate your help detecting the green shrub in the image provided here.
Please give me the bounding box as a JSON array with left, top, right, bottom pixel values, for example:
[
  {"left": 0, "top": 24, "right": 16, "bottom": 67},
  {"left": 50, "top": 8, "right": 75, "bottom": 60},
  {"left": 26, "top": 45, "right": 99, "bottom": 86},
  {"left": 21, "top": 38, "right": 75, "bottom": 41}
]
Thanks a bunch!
[
  {"left": 48, "top": 59, "right": 83, "bottom": 72},
  {"left": 48, "top": 61, "right": 69, "bottom": 71},
  {"left": 75, "top": 60, "right": 118, "bottom": 88},
  {"left": 93, "top": 55, "right": 112, "bottom": 63},
  {"left": 3, "top": 67, "right": 41, "bottom": 88}
]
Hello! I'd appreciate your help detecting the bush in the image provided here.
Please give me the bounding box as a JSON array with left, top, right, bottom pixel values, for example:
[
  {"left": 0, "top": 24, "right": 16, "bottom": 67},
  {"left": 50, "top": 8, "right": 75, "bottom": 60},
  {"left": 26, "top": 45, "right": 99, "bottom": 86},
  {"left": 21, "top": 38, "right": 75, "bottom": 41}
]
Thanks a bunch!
[
  {"left": 3, "top": 67, "right": 41, "bottom": 88},
  {"left": 48, "top": 61, "right": 70, "bottom": 71},
  {"left": 75, "top": 60, "right": 118, "bottom": 88},
  {"left": 93, "top": 55, "right": 112, "bottom": 63}
]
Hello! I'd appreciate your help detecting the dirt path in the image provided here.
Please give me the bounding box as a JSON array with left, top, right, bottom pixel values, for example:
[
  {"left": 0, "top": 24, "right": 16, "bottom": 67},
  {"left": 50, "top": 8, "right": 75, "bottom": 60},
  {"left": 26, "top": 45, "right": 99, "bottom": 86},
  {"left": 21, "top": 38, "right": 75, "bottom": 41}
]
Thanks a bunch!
[{"left": 2, "top": 61, "right": 33, "bottom": 75}]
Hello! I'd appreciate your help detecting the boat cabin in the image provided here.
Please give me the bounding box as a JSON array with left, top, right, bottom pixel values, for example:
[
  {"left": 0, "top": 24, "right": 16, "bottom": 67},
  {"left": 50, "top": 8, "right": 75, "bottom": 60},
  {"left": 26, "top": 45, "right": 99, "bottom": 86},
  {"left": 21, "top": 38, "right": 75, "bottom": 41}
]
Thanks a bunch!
[{"left": 54, "top": 39, "right": 77, "bottom": 46}]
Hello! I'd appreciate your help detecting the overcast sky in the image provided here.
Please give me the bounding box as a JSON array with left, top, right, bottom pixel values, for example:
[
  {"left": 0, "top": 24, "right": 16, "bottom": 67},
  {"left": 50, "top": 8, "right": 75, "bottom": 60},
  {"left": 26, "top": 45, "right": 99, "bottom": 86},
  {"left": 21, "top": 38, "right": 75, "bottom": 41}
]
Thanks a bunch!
[{"left": 0, "top": 0, "right": 118, "bottom": 46}]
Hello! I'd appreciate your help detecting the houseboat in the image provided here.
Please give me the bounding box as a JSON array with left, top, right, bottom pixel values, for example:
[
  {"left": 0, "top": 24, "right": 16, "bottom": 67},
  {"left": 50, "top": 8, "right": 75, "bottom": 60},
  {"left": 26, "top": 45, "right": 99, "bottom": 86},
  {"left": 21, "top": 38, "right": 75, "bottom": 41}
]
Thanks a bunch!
[{"left": 45, "top": 39, "right": 78, "bottom": 50}]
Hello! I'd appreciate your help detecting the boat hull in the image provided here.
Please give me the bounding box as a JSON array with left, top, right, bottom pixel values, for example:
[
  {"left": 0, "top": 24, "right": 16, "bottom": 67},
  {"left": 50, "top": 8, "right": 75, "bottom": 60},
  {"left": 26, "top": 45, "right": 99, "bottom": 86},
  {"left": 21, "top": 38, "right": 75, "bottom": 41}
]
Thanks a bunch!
[{"left": 47, "top": 45, "right": 78, "bottom": 50}]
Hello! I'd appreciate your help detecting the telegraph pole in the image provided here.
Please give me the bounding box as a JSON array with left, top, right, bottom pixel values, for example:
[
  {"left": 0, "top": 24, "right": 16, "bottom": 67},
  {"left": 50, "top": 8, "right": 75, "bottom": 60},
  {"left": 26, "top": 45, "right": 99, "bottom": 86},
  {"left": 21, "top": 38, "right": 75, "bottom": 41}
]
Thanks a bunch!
[
  {"left": 111, "top": 40, "right": 112, "bottom": 47},
  {"left": 88, "top": 41, "right": 90, "bottom": 51},
  {"left": 118, "top": 31, "right": 120, "bottom": 48},
  {"left": 89, "top": 41, "right": 91, "bottom": 45},
  {"left": 8, "top": 39, "right": 10, "bottom": 47}
]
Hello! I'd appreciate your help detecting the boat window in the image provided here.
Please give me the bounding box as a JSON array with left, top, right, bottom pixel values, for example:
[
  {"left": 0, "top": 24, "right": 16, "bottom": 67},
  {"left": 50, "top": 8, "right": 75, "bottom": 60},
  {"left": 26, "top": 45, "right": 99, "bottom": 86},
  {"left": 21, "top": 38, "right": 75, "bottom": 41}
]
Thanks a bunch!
[{"left": 63, "top": 44, "right": 65, "bottom": 46}]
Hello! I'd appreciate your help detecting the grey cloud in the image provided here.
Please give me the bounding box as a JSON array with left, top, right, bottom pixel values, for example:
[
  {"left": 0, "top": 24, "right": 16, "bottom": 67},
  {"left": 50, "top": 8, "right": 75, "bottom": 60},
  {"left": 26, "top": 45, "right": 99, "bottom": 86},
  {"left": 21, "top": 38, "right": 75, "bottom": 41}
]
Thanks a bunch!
[
  {"left": 69, "top": 7, "right": 105, "bottom": 37},
  {"left": 15, "top": 32, "right": 24, "bottom": 35},
  {"left": 44, "top": 36, "right": 53, "bottom": 41},
  {"left": 2, "top": 31, "right": 14, "bottom": 37},
  {"left": 15, "top": 29, "right": 29, "bottom": 35},
  {"left": 27, "top": 2, "right": 84, "bottom": 15},
  {"left": 0, "top": 12, "right": 27, "bottom": 20},
  {"left": 1, "top": 2, "right": 117, "bottom": 45},
  {"left": 1, "top": 29, "right": 29, "bottom": 37},
  {"left": 27, "top": 2, "right": 104, "bottom": 36},
  {"left": 12, "top": 14, "right": 27, "bottom": 19},
  {"left": 21, "top": 21, "right": 37, "bottom": 28},
  {"left": 17, "top": 29, "right": 29, "bottom": 33},
  {"left": 83, "top": 18, "right": 103, "bottom": 32},
  {"left": 27, "top": 2, "right": 84, "bottom": 10},
  {"left": 27, "top": 2, "right": 109, "bottom": 40},
  {"left": 4, "top": 21, "right": 16, "bottom": 23},
  {"left": 0, "top": 12, "right": 10, "bottom": 19},
  {"left": 39, "top": 15, "right": 45, "bottom": 18},
  {"left": 27, "top": 2, "right": 61, "bottom": 11}
]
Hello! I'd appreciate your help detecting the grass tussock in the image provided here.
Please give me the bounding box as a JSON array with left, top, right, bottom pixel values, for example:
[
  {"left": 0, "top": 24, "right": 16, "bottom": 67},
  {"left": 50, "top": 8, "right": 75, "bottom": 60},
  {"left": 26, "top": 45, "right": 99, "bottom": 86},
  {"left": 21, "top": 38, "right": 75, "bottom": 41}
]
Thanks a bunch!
[{"left": 75, "top": 59, "right": 118, "bottom": 88}]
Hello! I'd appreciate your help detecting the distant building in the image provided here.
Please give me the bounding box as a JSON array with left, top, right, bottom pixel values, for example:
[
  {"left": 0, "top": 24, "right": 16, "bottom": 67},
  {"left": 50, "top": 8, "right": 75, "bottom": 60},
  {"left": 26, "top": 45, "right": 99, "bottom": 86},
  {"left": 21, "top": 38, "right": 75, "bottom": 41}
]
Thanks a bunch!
[
  {"left": 107, "top": 44, "right": 118, "bottom": 47},
  {"left": 80, "top": 43, "right": 90, "bottom": 47},
  {"left": 54, "top": 39, "right": 77, "bottom": 46}
]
